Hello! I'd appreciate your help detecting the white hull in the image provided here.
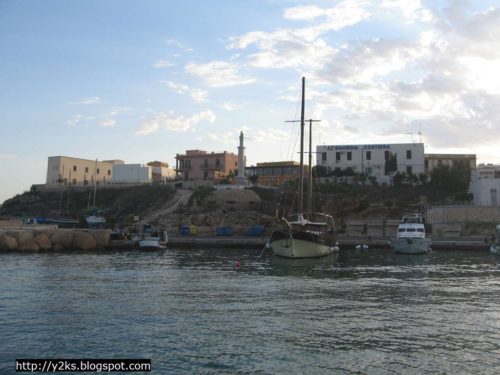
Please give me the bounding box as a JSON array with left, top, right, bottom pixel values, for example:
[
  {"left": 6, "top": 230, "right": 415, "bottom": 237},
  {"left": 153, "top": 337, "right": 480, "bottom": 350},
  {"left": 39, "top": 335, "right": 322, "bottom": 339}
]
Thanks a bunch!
[
  {"left": 268, "top": 236, "right": 338, "bottom": 258},
  {"left": 392, "top": 237, "right": 431, "bottom": 254},
  {"left": 491, "top": 244, "right": 500, "bottom": 255},
  {"left": 85, "top": 215, "right": 106, "bottom": 225},
  {"left": 139, "top": 237, "right": 167, "bottom": 250}
]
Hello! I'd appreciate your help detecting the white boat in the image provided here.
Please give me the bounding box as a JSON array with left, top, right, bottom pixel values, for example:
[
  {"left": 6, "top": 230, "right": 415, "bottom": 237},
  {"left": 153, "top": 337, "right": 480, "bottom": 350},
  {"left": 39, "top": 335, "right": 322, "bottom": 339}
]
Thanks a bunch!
[
  {"left": 139, "top": 227, "right": 168, "bottom": 250},
  {"left": 490, "top": 224, "right": 500, "bottom": 254},
  {"left": 391, "top": 214, "right": 431, "bottom": 254},
  {"left": 85, "top": 214, "right": 106, "bottom": 226},
  {"left": 266, "top": 77, "right": 338, "bottom": 259},
  {"left": 139, "top": 236, "right": 167, "bottom": 250}
]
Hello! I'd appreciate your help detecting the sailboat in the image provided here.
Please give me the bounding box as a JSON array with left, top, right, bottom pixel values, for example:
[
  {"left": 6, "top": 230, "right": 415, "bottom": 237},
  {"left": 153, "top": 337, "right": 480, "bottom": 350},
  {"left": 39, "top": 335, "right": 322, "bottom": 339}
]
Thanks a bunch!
[
  {"left": 266, "top": 77, "right": 338, "bottom": 258},
  {"left": 85, "top": 159, "right": 106, "bottom": 228}
]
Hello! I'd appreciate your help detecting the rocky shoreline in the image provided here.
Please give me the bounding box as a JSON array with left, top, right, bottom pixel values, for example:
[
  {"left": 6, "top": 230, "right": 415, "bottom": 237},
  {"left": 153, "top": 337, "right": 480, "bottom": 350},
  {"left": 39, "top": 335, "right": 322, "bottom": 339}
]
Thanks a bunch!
[{"left": 0, "top": 228, "right": 111, "bottom": 252}]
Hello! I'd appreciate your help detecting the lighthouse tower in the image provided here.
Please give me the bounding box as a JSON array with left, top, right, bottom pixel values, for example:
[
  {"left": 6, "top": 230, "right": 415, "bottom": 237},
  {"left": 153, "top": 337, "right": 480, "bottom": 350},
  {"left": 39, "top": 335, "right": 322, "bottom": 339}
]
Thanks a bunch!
[{"left": 236, "top": 131, "right": 247, "bottom": 185}]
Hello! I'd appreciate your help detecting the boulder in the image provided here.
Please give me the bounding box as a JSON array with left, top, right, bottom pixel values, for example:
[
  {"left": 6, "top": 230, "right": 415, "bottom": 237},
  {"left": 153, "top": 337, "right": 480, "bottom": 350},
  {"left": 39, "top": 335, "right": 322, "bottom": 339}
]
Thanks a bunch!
[
  {"left": 6, "top": 230, "right": 34, "bottom": 248},
  {"left": 89, "top": 229, "right": 111, "bottom": 248},
  {"left": 34, "top": 233, "right": 52, "bottom": 251},
  {"left": 19, "top": 241, "right": 39, "bottom": 252},
  {"left": 72, "top": 231, "right": 97, "bottom": 250},
  {"left": 0, "top": 234, "right": 18, "bottom": 251},
  {"left": 51, "top": 230, "right": 75, "bottom": 249}
]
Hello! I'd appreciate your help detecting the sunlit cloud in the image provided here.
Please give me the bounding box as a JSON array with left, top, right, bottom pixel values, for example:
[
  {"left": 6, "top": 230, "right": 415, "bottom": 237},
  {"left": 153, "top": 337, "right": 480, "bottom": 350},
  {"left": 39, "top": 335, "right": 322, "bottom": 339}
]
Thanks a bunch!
[
  {"left": 185, "top": 61, "right": 255, "bottom": 87},
  {"left": 163, "top": 80, "right": 208, "bottom": 102},
  {"left": 136, "top": 110, "right": 216, "bottom": 135}
]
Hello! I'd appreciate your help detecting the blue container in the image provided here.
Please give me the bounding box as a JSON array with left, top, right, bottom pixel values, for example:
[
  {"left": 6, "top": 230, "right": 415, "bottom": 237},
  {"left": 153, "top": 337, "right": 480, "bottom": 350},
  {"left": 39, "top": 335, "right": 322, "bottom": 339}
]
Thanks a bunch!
[
  {"left": 215, "top": 227, "right": 225, "bottom": 236},
  {"left": 180, "top": 225, "right": 189, "bottom": 235},
  {"left": 246, "top": 225, "right": 264, "bottom": 236},
  {"left": 224, "top": 226, "right": 233, "bottom": 236}
]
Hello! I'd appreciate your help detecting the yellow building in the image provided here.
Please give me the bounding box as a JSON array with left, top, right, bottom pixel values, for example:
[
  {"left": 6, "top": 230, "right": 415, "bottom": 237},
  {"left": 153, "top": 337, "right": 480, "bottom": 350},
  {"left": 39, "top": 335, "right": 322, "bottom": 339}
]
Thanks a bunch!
[
  {"left": 245, "top": 161, "right": 306, "bottom": 187},
  {"left": 46, "top": 156, "right": 124, "bottom": 186},
  {"left": 425, "top": 154, "right": 476, "bottom": 175}
]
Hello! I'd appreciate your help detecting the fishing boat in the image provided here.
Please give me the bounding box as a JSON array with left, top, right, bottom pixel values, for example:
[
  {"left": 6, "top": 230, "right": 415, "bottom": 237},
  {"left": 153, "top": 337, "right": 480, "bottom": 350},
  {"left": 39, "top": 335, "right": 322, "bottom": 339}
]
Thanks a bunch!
[
  {"left": 391, "top": 214, "right": 431, "bottom": 254},
  {"left": 138, "top": 224, "right": 168, "bottom": 250},
  {"left": 266, "top": 77, "right": 338, "bottom": 258},
  {"left": 490, "top": 224, "right": 500, "bottom": 254}
]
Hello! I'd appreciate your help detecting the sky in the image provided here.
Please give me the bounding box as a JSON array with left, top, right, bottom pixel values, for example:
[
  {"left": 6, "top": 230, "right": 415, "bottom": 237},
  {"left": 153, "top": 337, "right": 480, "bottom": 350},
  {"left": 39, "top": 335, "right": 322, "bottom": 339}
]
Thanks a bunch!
[{"left": 1, "top": 0, "right": 500, "bottom": 204}]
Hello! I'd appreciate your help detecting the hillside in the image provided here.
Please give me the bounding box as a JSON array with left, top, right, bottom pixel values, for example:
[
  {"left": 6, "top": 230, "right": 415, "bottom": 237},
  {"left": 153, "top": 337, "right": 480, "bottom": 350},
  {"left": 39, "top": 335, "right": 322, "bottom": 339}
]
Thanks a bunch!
[{"left": 0, "top": 183, "right": 461, "bottom": 233}]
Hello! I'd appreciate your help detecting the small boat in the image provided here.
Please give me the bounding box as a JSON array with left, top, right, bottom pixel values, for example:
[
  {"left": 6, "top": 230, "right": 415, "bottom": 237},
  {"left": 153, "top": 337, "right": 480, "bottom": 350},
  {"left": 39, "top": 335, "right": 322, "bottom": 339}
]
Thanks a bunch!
[
  {"left": 266, "top": 77, "right": 338, "bottom": 258},
  {"left": 490, "top": 224, "right": 500, "bottom": 254},
  {"left": 138, "top": 224, "right": 168, "bottom": 250},
  {"left": 391, "top": 214, "right": 431, "bottom": 254},
  {"left": 139, "top": 236, "right": 167, "bottom": 250},
  {"left": 85, "top": 207, "right": 106, "bottom": 228}
]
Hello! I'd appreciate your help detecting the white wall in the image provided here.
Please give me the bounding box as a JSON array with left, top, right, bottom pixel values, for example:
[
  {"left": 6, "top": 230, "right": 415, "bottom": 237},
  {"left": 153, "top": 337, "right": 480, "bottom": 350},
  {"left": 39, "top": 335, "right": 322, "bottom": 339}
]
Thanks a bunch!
[
  {"left": 316, "top": 143, "right": 425, "bottom": 184},
  {"left": 112, "top": 164, "right": 152, "bottom": 183},
  {"left": 470, "top": 168, "right": 500, "bottom": 206}
]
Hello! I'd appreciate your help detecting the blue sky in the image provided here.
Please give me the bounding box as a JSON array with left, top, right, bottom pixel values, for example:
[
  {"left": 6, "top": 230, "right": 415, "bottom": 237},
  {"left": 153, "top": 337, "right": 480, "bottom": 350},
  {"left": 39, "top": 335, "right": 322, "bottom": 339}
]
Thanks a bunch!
[{"left": 1, "top": 0, "right": 500, "bottom": 203}]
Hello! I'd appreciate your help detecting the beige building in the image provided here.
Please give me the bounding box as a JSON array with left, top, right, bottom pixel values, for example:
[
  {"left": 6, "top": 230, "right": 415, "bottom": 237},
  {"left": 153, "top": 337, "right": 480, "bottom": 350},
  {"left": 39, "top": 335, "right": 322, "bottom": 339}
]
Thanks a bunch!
[
  {"left": 46, "top": 156, "right": 124, "bottom": 186},
  {"left": 147, "top": 161, "right": 176, "bottom": 183},
  {"left": 175, "top": 150, "right": 238, "bottom": 181},
  {"left": 425, "top": 154, "right": 476, "bottom": 175},
  {"left": 246, "top": 161, "right": 304, "bottom": 187}
]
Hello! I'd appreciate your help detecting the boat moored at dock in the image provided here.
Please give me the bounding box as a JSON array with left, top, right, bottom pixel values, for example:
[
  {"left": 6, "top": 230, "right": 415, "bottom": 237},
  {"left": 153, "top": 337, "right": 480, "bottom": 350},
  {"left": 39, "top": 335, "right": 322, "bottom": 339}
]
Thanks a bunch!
[{"left": 391, "top": 214, "right": 431, "bottom": 255}]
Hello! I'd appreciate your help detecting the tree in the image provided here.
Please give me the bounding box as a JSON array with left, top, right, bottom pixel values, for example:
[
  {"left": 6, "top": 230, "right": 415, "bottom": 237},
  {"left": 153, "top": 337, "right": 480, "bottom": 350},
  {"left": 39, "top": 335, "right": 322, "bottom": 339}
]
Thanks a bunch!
[
  {"left": 430, "top": 163, "right": 471, "bottom": 194},
  {"left": 313, "top": 165, "right": 330, "bottom": 177},
  {"left": 248, "top": 174, "right": 259, "bottom": 184},
  {"left": 385, "top": 153, "right": 397, "bottom": 176}
]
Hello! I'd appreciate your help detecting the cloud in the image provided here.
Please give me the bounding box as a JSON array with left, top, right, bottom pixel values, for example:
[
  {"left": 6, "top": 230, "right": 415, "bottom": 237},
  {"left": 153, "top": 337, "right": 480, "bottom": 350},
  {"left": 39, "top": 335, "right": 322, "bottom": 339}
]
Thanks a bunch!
[
  {"left": 66, "top": 114, "right": 83, "bottom": 127},
  {"left": 99, "top": 119, "right": 117, "bottom": 127},
  {"left": 153, "top": 60, "right": 174, "bottom": 68},
  {"left": 220, "top": 102, "right": 241, "bottom": 111},
  {"left": 164, "top": 81, "right": 208, "bottom": 102},
  {"left": 72, "top": 97, "right": 101, "bottom": 105},
  {"left": 185, "top": 61, "right": 255, "bottom": 87},
  {"left": 165, "top": 38, "right": 193, "bottom": 52},
  {"left": 136, "top": 110, "right": 216, "bottom": 135}
]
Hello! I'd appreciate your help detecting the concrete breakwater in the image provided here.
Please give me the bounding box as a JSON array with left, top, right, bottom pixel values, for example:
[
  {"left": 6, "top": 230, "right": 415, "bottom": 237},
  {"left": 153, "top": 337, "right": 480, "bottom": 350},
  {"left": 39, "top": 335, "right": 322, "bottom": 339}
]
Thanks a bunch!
[{"left": 0, "top": 228, "right": 111, "bottom": 252}]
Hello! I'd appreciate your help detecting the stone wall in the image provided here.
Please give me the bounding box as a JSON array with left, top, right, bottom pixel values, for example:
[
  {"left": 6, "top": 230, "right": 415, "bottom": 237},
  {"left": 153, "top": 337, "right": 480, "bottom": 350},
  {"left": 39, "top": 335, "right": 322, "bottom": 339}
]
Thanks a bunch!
[{"left": 0, "top": 228, "right": 111, "bottom": 252}]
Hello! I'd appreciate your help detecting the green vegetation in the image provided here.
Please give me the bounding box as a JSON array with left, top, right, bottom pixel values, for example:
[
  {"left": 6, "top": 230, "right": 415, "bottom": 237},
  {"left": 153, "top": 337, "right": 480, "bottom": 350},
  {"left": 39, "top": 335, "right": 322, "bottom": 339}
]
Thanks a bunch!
[
  {"left": 0, "top": 185, "right": 176, "bottom": 226},
  {"left": 187, "top": 186, "right": 214, "bottom": 207}
]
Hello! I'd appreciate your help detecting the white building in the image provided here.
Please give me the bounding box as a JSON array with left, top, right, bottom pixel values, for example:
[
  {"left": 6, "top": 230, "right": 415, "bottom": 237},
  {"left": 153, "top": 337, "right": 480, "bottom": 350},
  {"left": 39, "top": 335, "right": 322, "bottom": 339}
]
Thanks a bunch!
[
  {"left": 469, "top": 164, "right": 500, "bottom": 206},
  {"left": 112, "top": 164, "right": 152, "bottom": 184},
  {"left": 316, "top": 143, "right": 425, "bottom": 184}
]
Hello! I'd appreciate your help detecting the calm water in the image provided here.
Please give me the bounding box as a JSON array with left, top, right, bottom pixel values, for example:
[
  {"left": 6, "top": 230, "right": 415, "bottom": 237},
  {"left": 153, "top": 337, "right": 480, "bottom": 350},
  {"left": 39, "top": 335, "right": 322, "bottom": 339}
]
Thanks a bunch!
[{"left": 1, "top": 247, "right": 500, "bottom": 374}]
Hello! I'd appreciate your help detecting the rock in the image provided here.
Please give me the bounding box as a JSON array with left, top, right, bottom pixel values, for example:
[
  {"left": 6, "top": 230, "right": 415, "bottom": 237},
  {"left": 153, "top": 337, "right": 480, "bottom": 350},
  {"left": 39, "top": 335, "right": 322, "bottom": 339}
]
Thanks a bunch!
[
  {"left": 19, "top": 241, "right": 39, "bottom": 252},
  {"left": 34, "top": 233, "right": 52, "bottom": 251},
  {"left": 89, "top": 229, "right": 111, "bottom": 248},
  {"left": 51, "top": 230, "right": 75, "bottom": 249},
  {"left": 53, "top": 244, "right": 64, "bottom": 252},
  {"left": 0, "top": 234, "right": 18, "bottom": 251},
  {"left": 6, "top": 230, "right": 34, "bottom": 248},
  {"left": 72, "top": 231, "right": 97, "bottom": 250}
]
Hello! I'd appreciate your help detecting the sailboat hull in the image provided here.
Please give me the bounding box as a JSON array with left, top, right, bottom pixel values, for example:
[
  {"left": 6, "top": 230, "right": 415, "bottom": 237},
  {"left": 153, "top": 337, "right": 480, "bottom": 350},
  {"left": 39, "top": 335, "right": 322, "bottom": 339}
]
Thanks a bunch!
[{"left": 267, "top": 230, "right": 337, "bottom": 258}]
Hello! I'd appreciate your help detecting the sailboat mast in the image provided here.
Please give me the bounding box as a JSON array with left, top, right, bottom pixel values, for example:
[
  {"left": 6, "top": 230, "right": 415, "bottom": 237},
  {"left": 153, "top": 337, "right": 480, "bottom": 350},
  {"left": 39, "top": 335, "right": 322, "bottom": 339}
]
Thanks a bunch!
[
  {"left": 307, "top": 119, "right": 313, "bottom": 213},
  {"left": 93, "top": 158, "right": 97, "bottom": 207},
  {"left": 299, "top": 77, "right": 305, "bottom": 213}
]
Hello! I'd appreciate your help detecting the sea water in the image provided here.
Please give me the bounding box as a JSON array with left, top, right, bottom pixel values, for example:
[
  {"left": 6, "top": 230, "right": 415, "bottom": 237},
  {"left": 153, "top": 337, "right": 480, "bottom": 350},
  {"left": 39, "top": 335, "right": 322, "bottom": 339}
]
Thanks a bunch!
[{"left": 1, "top": 248, "right": 499, "bottom": 374}]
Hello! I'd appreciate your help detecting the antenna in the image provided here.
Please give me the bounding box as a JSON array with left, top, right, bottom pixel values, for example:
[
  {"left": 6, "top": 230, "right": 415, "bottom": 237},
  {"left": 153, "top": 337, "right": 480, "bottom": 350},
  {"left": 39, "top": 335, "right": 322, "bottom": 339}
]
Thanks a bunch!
[{"left": 407, "top": 132, "right": 415, "bottom": 144}]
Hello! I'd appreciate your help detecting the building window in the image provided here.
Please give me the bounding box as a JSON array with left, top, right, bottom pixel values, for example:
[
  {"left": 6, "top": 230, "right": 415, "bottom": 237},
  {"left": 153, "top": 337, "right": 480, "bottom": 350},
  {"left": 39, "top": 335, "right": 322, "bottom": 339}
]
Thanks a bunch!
[
  {"left": 107, "top": 170, "right": 111, "bottom": 176},
  {"left": 215, "top": 159, "right": 220, "bottom": 168},
  {"left": 366, "top": 167, "right": 372, "bottom": 174},
  {"left": 72, "top": 179, "right": 76, "bottom": 184},
  {"left": 204, "top": 171, "right": 208, "bottom": 180},
  {"left": 73, "top": 165, "right": 77, "bottom": 172},
  {"left": 438, "top": 159, "right": 443, "bottom": 166},
  {"left": 366, "top": 151, "right": 371, "bottom": 160},
  {"left": 385, "top": 150, "right": 390, "bottom": 161},
  {"left": 406, "top": 166, "right": 413, "bottom": 175},
  {"left": 322, "top": 152, "right": 327, "bottom": 162},
  {"left": 347, "top": 152, "right": 352, "bottom": 161},
  {"left": 85, "top": 167, "right": 89, "bottom": 173},
  {"left": 97, "top": 168, "right": 100, "bottom": 174},
  {"left": 336, "top": 152, "right": 341, "bottom": 162},
  {"left": 406, "top": 150, "right": 412, "bottom": 159}
]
